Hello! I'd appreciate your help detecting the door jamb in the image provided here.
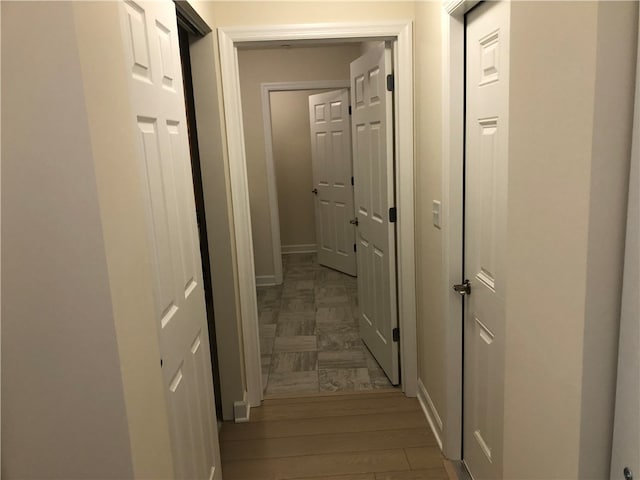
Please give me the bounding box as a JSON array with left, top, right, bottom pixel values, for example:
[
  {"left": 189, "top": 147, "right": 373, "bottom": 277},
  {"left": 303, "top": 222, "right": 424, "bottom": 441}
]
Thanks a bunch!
[
  {"left": 259, "top": 80, "right": 350, "bottom": 287},
  {"left": 441, "top": 0, "right": 479, "bottom": 461},
  {"left": 218, "top": 21, "right": 416, "bottom": 408}
]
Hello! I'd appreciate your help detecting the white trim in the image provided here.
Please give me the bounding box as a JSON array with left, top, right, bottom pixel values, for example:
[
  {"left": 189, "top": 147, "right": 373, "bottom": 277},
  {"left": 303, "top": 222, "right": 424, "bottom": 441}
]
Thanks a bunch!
[
  {"left": 445, "top": 0, "right": 480, "bottom": 16},
  {"left": 218, "top": 28, "right": 264, "bottom": 408},
  {"left": 417, "top": 379, "right": 444, "bottom": 451},
  {"left": 255, "top": 275, "right": 277, "bottom": 287},
  {"left": 441, "top": 0, "right": 477, "bottom": 462},
  {"left": 281, "top": 243, "right": 318, "bottom": 255},
  {"left": 261, "top": 79, "right": 350, "bottom": 285},
  {"left": 218, "top": 21, "right": 417, "bottom": 407},
  {"left": 233, "top": 391, "right": 251, "bottom": 423}
]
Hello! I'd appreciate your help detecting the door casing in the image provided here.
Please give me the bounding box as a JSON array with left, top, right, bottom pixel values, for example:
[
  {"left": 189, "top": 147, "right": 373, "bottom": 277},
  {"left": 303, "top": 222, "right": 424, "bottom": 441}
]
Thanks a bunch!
[
  {"left": 436, "top": 0, "right": 481, "bottom": 463},
  {"left": 218, "top": 21, "right": 416, "bottom": 408}
]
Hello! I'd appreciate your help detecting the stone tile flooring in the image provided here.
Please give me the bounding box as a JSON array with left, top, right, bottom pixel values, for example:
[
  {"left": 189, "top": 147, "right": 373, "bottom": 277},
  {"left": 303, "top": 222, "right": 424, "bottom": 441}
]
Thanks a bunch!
[{"left": 257, "top": 253, "right": 395, "bottom": 396}]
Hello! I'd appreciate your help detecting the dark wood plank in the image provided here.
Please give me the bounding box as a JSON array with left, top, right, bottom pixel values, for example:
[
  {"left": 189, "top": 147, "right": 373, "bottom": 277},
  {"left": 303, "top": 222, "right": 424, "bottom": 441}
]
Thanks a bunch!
[
  {"left": 220, "top": 410, "right": 430, "bottom": 442},
  {"left": 221, "top": 449, "right": 410, "bottom": 480},
  {"left": 251, "top": 395, "right": 421, "bottom": 422},
  {"left": 221, "top": 428, "right": 434, "bottom": 461},
  {"left": 404, "top": 447, "right": 447, "bottom": 471}
]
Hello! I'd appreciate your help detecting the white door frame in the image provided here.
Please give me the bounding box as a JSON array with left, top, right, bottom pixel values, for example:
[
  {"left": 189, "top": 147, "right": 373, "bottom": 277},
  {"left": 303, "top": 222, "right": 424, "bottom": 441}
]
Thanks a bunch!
[
  {"left": 218, "top": 21, "right": 416, "bottom": 408},
  {"left": 260, "top": 79, "right": 350, "bottom": 287},
  {"left": 440, "top": 0, "right": 480, "bottom": 461}
]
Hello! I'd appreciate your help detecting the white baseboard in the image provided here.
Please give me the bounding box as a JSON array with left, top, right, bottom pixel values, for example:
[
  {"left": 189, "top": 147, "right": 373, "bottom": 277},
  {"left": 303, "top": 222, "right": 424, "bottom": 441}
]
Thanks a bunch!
[
  {"left": 233, "top": 391, "right": 251, "bottom": 423},
  {"left": 417, "top": 378, "right": 444, "bottom": 451},
  {"left": 255, "top": 275, "right": 277, "bottom": 286},
  {"left": 281, "top": 243, "right": 317, "bottom": 255}
]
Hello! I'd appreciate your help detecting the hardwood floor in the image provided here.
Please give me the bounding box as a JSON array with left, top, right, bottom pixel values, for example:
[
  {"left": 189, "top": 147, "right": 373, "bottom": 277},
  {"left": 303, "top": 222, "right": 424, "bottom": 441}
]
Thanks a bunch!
[{"left": 219, "top": 391, "right": 455, "bottom": 480}]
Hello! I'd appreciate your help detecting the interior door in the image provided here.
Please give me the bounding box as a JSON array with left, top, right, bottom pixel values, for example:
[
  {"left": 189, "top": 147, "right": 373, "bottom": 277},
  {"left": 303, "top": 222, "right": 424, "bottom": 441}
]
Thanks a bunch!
[
  {"left": 610, "top": 33, "right": 639, "bottom": 478},
  {"left": 350, "top": 43, "right": 399, "bottom": 385},
  {"left": 119, "top": 1, "right": 220, "bottom": 479},
  {"left": 308, "top": 89, "right": 357, "bottom": 276},
  {"left": 463, "top": 2, "right": 510, "bottom": 479}
]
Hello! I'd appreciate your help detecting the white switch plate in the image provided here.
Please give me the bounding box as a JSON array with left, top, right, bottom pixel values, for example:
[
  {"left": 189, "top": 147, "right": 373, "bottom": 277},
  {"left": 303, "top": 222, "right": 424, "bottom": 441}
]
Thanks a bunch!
[{"left": 432, "top": 200, "right": 441, "bottom": 229}]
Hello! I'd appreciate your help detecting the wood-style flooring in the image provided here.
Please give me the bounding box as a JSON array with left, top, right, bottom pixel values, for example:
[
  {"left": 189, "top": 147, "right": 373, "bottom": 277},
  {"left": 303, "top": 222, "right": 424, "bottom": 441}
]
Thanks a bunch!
[
  {"left": 219, "top": 391, "right": 455, "bottom": 480},
  {"left": 258, "top": 253, "right": 393, "bottom": 396}
]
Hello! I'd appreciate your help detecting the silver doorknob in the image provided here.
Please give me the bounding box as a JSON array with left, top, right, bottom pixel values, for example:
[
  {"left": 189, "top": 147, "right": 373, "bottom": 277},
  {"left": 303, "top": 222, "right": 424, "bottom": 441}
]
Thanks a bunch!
[
  {"left": 350, "top": 218, "right": 359, "bottom": 226},
  {"left": 453, "top": 280, "right": 471, "bottom": 296}
]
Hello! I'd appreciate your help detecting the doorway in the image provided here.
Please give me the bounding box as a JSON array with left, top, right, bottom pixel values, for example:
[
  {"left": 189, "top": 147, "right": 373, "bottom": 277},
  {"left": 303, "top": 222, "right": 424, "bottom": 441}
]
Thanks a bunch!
[
  {"left": 218, "top": 22, "right": 417, "bottom": 407},
  {"left": 239, "top": 44, "right": 399, "bottom": 396},
  {"left": 177, "top": 21, "right": 223, "bottom": 420}
]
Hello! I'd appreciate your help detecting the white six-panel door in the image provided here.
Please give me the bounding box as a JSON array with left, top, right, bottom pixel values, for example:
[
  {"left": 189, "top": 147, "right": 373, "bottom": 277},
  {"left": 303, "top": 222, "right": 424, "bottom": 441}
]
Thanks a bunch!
[
  {"left": 308, "top": 89, "right": 357, "bottom": 276},
  {"left": 464, "top": 2, "right": 510, "bottom": 479},
  {"left": 118, "top": 1, "right": 220, "bottom": 479},
  {"left": 350, "top": 44, "right": 399, "bottom": 385}
]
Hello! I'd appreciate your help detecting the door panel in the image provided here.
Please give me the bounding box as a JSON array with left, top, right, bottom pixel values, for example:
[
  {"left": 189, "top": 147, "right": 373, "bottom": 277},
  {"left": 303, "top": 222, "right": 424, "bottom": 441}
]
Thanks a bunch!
[
  {"left": 309, "top": 90, "right": 357, "bottom": 276},
  {"left": 464, "top": 2, "right": 510, "bottom": 479},
  {"left": 119, "top": 1, "right": 220, "bottom": 479},
  {"left": 350, "top": 44, "right": 399, "bottom": 385}
]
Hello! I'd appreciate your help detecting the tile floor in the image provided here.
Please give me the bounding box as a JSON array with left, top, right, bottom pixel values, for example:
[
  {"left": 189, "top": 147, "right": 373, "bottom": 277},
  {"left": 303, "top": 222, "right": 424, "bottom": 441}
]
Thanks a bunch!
[{"left": 257, "top": 253, "right": 395, "bottom": 396}]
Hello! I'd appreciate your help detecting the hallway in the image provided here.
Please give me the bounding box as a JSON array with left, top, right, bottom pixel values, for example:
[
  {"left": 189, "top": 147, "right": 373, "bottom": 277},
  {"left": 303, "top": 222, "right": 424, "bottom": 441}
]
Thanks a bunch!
[
  {"left": 258, "top": 254, "right": 394, "bottom": 396},
  {"left": 219, "top": 391, "right": 454, "bottom": 479}
]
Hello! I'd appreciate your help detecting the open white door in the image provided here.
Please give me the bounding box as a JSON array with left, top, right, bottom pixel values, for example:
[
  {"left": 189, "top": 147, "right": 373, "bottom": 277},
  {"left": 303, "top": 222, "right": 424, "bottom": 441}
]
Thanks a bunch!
[
  {"left": 119, "top": 1, "right": 220, "bottom": 479},
  {"left": 463, "top": 2, "right": 510, "bottom": 479},
  {"left": 350, "top": 44, "right": 399, "bottom": 385},
  {"left": 308, "top": 89, "right": 357, "bottom": 276}
]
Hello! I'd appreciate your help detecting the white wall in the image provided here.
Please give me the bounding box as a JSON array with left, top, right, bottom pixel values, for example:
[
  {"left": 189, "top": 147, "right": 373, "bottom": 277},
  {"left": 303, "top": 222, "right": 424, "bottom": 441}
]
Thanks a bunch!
[
  {"left": 2, "top": 2, "right": 186, "bottom": 477},
  {"left": 503, "top": 2, "right": 637, "bottom": 478},
  {"left": 2, "top": 2, "right": 136, "bottom": 477}
]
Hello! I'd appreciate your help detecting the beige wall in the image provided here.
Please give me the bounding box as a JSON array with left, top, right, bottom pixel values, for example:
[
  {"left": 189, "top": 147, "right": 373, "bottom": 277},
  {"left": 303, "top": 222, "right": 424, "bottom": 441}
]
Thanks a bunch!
[
  {"left": 238, "top": 45, "right": 361, "bottom": 277},
  {"left": 504, "top": 2, "right": 637, "bottom": 478},
  {"left": 414, "top": 0, "right": 445, "bottom": 445},
  {"left": 189, "top": 28, "right": 247, "bottom": 422},
  {"left": 271, "top": 90, "right": 326, "bottom": 248},
  {"left": 2, "top": 2, "right": 138, "bottom": 477}
]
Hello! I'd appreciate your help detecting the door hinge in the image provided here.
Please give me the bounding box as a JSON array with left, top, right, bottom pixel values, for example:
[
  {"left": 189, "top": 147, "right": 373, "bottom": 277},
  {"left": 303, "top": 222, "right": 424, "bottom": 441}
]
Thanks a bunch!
[
  {"left": 348, "top": 105, "right": 352, "bottom": 115},
  {"left": 353, "top": 243, "right": 357, "bottom": 252},
  {"left": 392, "top": 327, "right": 400, "bottom": 342},
  {"left": 389, "top": 207, "right": 397, "bottom": 223},
  {"left": 386, "top": 74, "right": 395, "bottom": 92},
  {"left": 351, "top": 176, "right": 354, "bottom": 186}
]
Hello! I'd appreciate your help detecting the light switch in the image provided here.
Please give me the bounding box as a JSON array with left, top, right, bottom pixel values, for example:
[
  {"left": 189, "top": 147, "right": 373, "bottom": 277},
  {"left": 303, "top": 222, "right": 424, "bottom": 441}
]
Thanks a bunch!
[{"left": 432, "top": 200, "right": 441, "bottom": 229}]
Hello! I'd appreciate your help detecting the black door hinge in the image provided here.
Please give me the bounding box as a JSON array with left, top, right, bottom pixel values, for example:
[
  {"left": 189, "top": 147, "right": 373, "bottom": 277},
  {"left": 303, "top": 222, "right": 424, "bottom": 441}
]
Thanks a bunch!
[
  {"left": 386, "top": 74, "right": 395, "bottom": 92},
  {"left": 348, "top": 105, "right": 352, "bottom": 115},
  {"left": 351, "top": 176, "right": 354, "bottom": 186},
  {"left": 389, "top": 207, "right": 397, "bottom": 223},
  {"left": 353, "top": 243, "right": 357, "bottom": 252},
  {"left": 392, "top": 327, "right": 400, "bottom": 342}
]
